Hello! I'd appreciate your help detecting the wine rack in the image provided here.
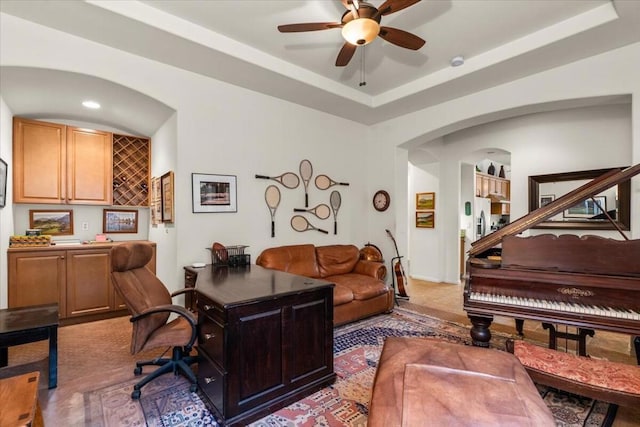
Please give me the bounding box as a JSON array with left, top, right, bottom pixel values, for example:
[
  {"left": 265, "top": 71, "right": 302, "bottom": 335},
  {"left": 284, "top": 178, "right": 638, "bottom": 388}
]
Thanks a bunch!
[{"left": 112, "top": 134, "right": 150, "bottom": 206}]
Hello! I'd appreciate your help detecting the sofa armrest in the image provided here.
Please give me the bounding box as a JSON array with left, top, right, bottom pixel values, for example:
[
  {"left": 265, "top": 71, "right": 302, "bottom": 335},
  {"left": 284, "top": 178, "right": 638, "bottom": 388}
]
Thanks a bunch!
[{"left": 353, "top": 260, "right": 387, "bottom": 280}]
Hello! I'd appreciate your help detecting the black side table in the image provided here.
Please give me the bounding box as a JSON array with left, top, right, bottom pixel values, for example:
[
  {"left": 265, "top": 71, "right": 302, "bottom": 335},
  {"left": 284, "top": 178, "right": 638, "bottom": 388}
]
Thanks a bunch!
[{"left": 0, "top": 303, "right": 59, "bottom": 389}]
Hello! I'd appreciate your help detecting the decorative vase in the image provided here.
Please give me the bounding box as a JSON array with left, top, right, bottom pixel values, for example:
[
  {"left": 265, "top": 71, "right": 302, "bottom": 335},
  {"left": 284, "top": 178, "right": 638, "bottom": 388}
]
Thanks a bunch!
[
  {"left": 499, "top": 165, "right": 505, "bottom": 178},
  {"left": 487, "top": 163, "right": 495, "bottom": 175}
]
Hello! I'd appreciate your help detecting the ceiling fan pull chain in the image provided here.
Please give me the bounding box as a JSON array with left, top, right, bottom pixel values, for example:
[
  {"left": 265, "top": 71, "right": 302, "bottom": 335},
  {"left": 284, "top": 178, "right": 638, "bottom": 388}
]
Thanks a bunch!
[{"left": 359, "top": 46, "right": 367, "bottom": 87}]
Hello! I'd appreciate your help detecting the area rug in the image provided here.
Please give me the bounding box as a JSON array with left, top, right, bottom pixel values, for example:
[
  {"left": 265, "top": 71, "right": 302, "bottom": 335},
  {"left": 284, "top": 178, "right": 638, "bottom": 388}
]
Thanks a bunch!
[{"left": 85, "top": 307, "right": 614, "bottom": 426}]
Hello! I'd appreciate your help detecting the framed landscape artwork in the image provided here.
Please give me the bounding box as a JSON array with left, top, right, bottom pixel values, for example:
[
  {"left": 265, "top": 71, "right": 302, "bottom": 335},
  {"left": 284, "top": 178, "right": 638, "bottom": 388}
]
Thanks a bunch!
[
  {"left": 416, "top": 211, "right": 435, "bottom": 228},
  {"left": 30, "top": 209, "right": 74, "bottom": 235},
  {"left": 192, "top": 173, "right": 237, "bottom": 213},
  {"left": 416, "top": 192, "right": 435, "bottom": 210},
  {"left": 103, "top": 209, "right": 138, "bottom": 233}
]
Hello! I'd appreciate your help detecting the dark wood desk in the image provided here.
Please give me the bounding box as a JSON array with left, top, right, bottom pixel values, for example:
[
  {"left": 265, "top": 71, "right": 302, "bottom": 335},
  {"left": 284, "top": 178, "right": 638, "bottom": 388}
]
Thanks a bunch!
[
  {"left": 187, "top": 264, "right": 335, "bottom": 426},
  {"left": 0, "top": 304, "right": 59, "bottom": 389}
]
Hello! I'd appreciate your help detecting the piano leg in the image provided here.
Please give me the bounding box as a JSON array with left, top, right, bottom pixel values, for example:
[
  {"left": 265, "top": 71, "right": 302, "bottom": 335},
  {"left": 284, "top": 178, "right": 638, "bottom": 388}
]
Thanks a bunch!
[
  {"left": 469, "top": 315, "right": 493, "bottom": 348},
  {"left": 515, "top": 318, "right": 524, "bottom": 336},
  {"left": 634, "top": 336, "right": 640, "bottom": 365}
]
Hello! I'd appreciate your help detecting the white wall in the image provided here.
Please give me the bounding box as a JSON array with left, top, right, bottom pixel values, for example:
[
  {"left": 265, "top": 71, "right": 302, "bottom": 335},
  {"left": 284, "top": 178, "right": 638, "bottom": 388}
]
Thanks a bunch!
[
  {"left": 0, "top": 13, "right": 375, "bottom": 295},
  {"left": 1, "top": 12, "right": 638, "bottom": 296},
  {"left": 0, "top": 97, "right": 14, "bottom": 308},
  {"left": 406, "top": 102, "right": 633, "bottom": 284},
  {"left": 408, "top": 162, "right": 440, "bottom": 282}
]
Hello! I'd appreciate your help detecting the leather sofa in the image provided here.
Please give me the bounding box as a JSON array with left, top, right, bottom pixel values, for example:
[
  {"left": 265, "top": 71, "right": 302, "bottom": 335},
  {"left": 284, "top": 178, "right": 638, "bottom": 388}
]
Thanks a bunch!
[{"left": 256, "top": 244, "right": 393, "bottom": 326}]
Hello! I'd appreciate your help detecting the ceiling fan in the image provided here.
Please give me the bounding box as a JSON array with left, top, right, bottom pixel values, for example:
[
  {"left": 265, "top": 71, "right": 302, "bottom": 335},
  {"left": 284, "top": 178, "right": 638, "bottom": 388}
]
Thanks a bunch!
[{"left": 278, "top": 0, "right": 426, "bottom": 67}]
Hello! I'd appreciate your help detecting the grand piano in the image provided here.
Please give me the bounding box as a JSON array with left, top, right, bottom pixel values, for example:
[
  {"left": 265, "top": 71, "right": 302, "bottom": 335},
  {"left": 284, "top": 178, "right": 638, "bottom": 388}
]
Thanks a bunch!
[{"left": 464, "top": 163, "right": 640, "bottom": 361}]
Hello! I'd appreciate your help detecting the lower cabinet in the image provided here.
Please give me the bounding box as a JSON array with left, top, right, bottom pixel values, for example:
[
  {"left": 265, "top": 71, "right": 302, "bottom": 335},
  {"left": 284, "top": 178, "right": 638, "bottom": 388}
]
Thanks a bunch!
[{"left": 8, "top": 242, "right": 155, "bottom": 323}]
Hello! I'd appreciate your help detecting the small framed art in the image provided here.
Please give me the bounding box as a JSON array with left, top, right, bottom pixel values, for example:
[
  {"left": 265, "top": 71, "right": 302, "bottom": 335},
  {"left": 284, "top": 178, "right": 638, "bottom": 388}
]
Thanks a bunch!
[
  {"left": 416, "top": 211, "right": 435, "bottom": 228},
  {"left": 30, "top": 209, "right": 74, "bottom": 235},
  {"left": 540, "top": 194, "right": 555, "bottom": 207},
  {"left": 563, "top": 196, "right": 606, "bottom": 219},
  {"left": 103, "top": 209, "right": 138, "bottom": 233},
  {"left": 192, "top": 173, "right": 237, "bottom": 213},
  {"left": 161, "top": 171, "right": 175, "bottom": 222},
  {"left": 416, "top": 192, "right": 435, "bottom": 210},
  {"left": 0, "top": 158, "right": 7, "bottom": 208}
]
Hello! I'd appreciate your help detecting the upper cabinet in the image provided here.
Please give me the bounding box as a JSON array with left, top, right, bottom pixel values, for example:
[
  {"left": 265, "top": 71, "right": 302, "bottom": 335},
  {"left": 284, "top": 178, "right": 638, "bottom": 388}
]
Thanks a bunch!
[
  {"left": 13, "top": 118, "right": 151, "bottom": 207},
  {"left": 112, "top": 134, "right": 150, "bottom": 207},
  {"left": 475, "top": 172, "right": 510, "bottom": 199},
  {"left": 13, "top": 117, "right": 113, "bottom": 205}
]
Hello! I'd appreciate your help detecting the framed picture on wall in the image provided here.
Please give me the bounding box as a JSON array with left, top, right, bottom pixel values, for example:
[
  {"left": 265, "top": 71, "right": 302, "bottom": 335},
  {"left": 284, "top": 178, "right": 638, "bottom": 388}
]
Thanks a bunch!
[
  {"left": 103, "top": 209, "right": 138, "bottom": 233},
  {"left": 0, "top": 157, "right": 7, "bottom": 208},
  {"left": 29, "top": 209, "right": 74, "bottom": 235},
  {"left": 192, "top": 173, "right": 237, "bottom": 213},
  {"left": 416, "top": 192, "right": 435, "bottom": 210},
  {"left": 161, "top": 171, "right": 175, "bottom": 222},
  {"left": 416, "top": 211, "right": 435, "bottom": 228},
  {"left": 539, "top": 194, "right": 555, "bottom": 207},
  {"left": 563, "top": 196, "right": 606, "bottom": 219}
]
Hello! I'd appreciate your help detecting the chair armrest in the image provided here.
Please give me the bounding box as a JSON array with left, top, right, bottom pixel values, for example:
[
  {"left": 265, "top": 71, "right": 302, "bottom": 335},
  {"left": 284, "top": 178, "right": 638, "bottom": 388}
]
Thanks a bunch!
[
  {"left": 171, "top": 287, "right": 196, "bottom": 298},
  {"left": 132, "top": 304, "right": 197, "bottom": 329},
  {"left": 353, "top": 260, "right": 387, "bottom": 280}
]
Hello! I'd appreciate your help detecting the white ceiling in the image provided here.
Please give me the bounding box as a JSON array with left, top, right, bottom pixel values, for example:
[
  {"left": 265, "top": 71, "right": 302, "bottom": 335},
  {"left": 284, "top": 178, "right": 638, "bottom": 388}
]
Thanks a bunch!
[{"left": 1, "top": 0, "right": 639, "bottom": 136}]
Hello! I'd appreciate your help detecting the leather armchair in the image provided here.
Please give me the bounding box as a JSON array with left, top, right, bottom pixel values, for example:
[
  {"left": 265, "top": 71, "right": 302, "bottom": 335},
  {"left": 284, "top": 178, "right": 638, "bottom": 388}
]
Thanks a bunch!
[{"left": 111, "top": 242, "right": 198, "bottom": 399}]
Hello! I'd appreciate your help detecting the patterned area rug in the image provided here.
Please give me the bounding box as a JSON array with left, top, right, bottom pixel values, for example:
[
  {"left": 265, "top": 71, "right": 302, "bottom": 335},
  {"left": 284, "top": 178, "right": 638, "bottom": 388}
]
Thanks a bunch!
[{"left": 85, "top": 307, "right": 615, "bottom": 426}]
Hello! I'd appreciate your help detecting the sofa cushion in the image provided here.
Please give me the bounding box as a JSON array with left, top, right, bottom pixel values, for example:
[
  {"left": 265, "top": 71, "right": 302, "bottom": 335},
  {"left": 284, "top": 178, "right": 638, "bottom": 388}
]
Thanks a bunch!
[
  {"left": 316, "top": 245, "right": 359, "bottom": 277},
  {"left": 327, "top": 273, "right": 388, "bottom": 301},
  {"left": 332, "top": 284, "right": 355, "bottom": 306},
  {"left": 256, "top": 244, "right": 320, "bottom": 278}
]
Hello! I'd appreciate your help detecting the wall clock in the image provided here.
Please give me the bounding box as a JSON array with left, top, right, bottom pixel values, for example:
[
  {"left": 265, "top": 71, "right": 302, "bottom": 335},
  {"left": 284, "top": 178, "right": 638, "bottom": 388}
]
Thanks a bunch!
[{"left": 373, "top": 190, "right": 390, "bottom": 212}]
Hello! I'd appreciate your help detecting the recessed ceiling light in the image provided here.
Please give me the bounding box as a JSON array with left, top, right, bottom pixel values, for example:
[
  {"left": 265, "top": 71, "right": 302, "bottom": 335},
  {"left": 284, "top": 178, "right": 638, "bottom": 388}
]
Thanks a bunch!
[
  {"left": 82, "top": 100, "right": 101, "bottom": 109},
  {"left": 450, "top": 55, "right": 465, "bottom": 67}
]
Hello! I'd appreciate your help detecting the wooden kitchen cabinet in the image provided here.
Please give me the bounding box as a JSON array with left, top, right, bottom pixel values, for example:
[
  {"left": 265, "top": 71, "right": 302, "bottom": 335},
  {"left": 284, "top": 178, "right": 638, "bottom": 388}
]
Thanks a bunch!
[
  {"left": 13, "top": 117, "right": 112, "bottom": 205},
  {"left": 8, "top": 242, "right": 156, "bottom": 324},
  {"left": 475, "top": 172, "right": 510, "bottom": 198},
  {"left": 66, "top": 249, "right": 113, "bottom": 318},
  {"left": 7, "top": 249, "right": 67, "bottom": 313}
]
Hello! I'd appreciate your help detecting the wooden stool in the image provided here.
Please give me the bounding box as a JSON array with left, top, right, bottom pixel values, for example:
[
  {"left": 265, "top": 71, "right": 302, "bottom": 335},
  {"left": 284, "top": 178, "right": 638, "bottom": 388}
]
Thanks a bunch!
[
  {"left": 0, "top": 371, "right": 44, "bottom": 426},
  {"left": 369, "top": 337, "right": 555, "bottom": 427}
]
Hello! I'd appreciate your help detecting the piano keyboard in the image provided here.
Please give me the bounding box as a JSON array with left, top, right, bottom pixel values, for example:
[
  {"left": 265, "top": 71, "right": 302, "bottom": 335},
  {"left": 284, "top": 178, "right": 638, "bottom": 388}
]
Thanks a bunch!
[{"left": 468, "top": 292, "right": 640, "bottom": 320}]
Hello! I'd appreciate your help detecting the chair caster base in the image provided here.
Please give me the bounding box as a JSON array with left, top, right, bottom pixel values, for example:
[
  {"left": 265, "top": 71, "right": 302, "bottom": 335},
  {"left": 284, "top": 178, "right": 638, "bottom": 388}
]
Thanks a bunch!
[
  {"left": 131, "top": 389, "right": 141, "bottom": 400},
  {"left": 189, "top": 383, "right": 197, "bottom": 393},
  {"left": 134, "top": 366, "right": 142, "bottom": 375}
]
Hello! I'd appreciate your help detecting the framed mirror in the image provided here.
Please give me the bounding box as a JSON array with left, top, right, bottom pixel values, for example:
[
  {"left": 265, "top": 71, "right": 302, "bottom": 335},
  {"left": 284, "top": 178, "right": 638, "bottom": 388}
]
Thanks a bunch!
[{"left": 528, "top": 167, "right": 630, "bottom": 230}]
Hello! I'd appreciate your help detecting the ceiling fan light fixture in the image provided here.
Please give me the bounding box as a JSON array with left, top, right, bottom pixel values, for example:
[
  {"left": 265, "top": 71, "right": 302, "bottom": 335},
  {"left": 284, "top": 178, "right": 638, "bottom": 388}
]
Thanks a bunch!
[{"left": 341, "top": 18, "right": 380, "bottom": 46}]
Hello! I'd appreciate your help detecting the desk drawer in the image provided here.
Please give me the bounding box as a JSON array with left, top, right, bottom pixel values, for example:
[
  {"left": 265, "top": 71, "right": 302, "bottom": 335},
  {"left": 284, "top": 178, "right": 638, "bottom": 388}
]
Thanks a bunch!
[
  {"left": 198, "top": 314, "right": 225, "bottom": 367},
  {"left": 197, "top": 350, "right": 225, "bottom": 417}
]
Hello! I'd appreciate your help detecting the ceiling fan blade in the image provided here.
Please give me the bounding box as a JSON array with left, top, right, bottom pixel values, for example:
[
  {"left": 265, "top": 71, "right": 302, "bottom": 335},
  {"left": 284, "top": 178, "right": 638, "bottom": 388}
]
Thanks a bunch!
[
  {"left": 377, "top": 0, "right": 421, "bottom": 16},
  {"left": 336, "top": 43, "right": 357, "bottom": 66},
  {"left": 278, "top": 22, "right": 342, "bottom": 32},
  {"left": 379, "top": 26, "right": 425, "bottom": 50}
]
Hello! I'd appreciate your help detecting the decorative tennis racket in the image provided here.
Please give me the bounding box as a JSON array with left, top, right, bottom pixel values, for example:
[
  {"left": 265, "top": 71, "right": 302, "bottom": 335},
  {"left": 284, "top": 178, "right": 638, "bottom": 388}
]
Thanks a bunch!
[
  {"left": 293, "top": 203, "right": 331, "bottom": 220},
  {"left": 291, "top": 215, "right": 329, "bottom": 234},
  {"left": 330, "top": 190, "right": 341, "bottom": 235},
  {"left": 315, "top": 174, "right": 349, "bottom": 190},
  {"left": 255, "top": 172, "right": 300, "bottom": 189},
  {"left": 299, "top": 159, "right": 313, "bottom": 207},
  {"left": 265, "top": 185, "right": 281, "bottom": 237}
]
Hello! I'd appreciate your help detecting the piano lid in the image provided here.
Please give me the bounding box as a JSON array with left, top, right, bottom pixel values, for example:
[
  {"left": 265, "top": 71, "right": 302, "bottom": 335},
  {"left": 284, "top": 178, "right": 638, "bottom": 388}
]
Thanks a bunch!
[{"left": 469, "top": 163, "right": 640, "bottom": 256}]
